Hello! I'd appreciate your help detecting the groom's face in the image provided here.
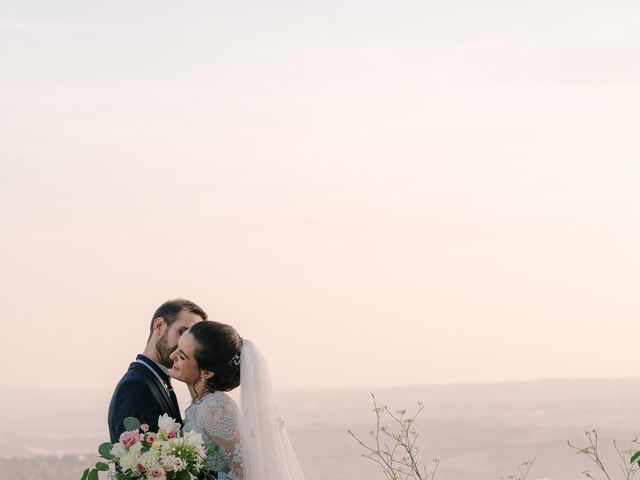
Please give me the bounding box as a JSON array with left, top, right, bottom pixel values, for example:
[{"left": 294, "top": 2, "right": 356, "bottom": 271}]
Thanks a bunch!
[{"left": 156, "top": 309, "right": 202, "bottom": 368}]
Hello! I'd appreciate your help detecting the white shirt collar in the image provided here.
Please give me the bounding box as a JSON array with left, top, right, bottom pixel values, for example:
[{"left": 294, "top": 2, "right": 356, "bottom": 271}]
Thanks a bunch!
[{"left": 139, "top": 353, "right": 171, "bottom": 377}]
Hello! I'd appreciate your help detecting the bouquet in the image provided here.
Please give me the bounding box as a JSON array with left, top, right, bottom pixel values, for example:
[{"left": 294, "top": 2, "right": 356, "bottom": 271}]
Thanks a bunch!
[{"left": 82, "top": 414, "right": 216, "bottom": 480}]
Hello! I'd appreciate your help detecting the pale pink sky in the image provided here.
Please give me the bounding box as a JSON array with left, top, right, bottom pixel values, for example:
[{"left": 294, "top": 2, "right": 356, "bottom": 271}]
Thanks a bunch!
[{"left": 1, "top": 0, "right": 639, "bottom": 390}]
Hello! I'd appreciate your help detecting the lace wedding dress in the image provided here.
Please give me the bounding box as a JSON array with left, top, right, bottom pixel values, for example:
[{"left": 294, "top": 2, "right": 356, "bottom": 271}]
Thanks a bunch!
[
  {"left": 184, "top": 340, "right": 305, "bottom": 480},
  {"left": 183, "top": 391, "right": 244, "bottom": 479}
]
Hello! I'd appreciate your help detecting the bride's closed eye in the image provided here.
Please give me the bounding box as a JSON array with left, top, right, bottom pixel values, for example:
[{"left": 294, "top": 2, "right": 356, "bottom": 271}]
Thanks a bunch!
[{"left": 176, "top": 348, "right": 189, "bottom": 360}]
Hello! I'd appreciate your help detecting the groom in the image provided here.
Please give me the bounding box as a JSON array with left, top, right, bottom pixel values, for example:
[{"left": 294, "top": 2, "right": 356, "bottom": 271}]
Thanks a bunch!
[{"left": 108, "top": 298, "right": 207, "bottom": 442}]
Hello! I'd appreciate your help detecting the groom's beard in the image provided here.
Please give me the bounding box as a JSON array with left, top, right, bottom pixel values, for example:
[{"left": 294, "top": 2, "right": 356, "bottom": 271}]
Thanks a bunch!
[{"left": 156, "top": 332, "right": 174, "bottom": 369}]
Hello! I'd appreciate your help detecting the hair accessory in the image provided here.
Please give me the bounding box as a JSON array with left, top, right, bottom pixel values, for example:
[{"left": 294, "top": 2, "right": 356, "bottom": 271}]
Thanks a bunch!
[{"left": 230, "top": 353, "right": 241, "bottom": 366}]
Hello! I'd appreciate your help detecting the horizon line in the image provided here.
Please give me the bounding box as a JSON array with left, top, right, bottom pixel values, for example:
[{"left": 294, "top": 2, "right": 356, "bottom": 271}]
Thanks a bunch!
[{"left": 2, "top": 374, "right": 640, "bottom": 393}]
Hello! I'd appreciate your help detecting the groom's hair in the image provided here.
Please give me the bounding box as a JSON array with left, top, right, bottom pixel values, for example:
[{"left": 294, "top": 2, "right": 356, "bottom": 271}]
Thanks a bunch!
[{"left": 148, "top": 298, "right": 208, "bottom": 338}]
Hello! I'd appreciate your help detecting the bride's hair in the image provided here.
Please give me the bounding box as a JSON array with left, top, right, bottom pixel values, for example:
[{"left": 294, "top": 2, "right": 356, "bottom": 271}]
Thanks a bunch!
[{"left": 189, "top": 321, "right": 242, "bottom": 392}]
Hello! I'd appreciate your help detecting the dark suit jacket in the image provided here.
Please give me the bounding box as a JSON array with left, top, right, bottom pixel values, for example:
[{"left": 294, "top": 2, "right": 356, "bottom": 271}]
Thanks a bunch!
[{"left": 108, "top": 355, "right": 182, "bottom": 443}]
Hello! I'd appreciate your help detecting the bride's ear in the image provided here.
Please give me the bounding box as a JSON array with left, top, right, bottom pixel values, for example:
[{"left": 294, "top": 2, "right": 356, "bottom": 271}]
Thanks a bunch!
[{"left": 201, "top": 370, "right": 214, "bottom": 381}]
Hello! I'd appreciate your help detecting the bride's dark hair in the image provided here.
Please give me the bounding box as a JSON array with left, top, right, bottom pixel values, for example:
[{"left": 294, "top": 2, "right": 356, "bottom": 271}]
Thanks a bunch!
[{"left": 189, "top": 321, "right": 242, "bottom": 392}]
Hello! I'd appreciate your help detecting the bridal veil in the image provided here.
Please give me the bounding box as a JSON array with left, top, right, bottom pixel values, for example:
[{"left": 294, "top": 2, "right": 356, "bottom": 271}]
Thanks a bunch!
[{"left": 239, "top": 339, "right": 306, "bottom": 480}]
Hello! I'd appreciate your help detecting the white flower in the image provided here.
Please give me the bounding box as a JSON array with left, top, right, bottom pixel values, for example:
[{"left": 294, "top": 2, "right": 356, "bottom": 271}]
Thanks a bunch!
[
  {"left": 194, "top": 443, "right": 207, "bottom": 459},
  {"left": 183, "top": 430, "right": 204, "bottom": 447},
  {"left": 129, "top": 442, "right": 144, "bottom": 456},
  {"left": 160, "top": 455, "right": 179, "bottom": 472},
  {"left": 160, "top": 436, "right": 182, "bottom": 456},
  {"left": 139, "top": 450, "right": 161, "bottom": 471},
  {"left": 110, "top": 443, "right": 127, "bottom": 459},
  {"left": 157, "top": 414, "right": 181, "bottom": 434},
  {"left": 160, "top": 441, "right": 172, "bottom": 457},
  {"left": 168, "top": 437, "right": 183, "bottom": 448},
  {"left": 175, "top": 457, "right": 186, "bottom": 471},
  {"left": 119, "top": 452, "right": 138, "bottom": 471}
]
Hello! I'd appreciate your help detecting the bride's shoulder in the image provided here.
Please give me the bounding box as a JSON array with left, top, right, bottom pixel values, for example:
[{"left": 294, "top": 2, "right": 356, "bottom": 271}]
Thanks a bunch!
[
  {"left": 195, "top": 391, "right": 241, "bottom": 437},
  {"left": 198, "top": 391, "right": 239, "bottom": 414}
]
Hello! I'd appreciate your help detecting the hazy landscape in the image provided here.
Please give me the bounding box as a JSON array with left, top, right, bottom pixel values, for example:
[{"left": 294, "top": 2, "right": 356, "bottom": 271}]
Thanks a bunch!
[
  {"left": 3, "top": 0, "right": 640, "bottom": 478},
  {"left": 2, "top": 377, "right": 639, "bottom": 480}
]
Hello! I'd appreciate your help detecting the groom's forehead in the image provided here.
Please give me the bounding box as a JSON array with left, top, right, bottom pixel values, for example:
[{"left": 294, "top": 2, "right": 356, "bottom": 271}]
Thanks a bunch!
[{"left": 170, "top": 310, "right": 203, "bottom": 328}]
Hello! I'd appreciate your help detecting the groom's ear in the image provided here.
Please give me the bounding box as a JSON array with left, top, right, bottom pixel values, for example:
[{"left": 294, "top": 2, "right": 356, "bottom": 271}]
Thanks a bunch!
[{"left": 152, "top": 316, "right": 167, "bottom": 336}]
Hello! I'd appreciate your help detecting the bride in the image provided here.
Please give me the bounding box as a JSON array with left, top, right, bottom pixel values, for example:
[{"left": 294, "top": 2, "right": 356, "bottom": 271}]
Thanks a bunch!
[{"left": 169, "top": 321, "right": 306, "bottom": 480}]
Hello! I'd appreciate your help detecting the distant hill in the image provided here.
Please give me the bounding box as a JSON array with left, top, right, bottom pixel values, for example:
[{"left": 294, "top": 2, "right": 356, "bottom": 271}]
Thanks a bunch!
[{"left": 1, "top": 377, "right": 639, "bottom": 480}]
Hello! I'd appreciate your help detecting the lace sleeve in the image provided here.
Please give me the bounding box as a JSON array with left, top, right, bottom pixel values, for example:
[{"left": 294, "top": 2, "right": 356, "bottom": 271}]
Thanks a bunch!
[{"left": 198, "top": 394, "right": 244, "bottom": 480}]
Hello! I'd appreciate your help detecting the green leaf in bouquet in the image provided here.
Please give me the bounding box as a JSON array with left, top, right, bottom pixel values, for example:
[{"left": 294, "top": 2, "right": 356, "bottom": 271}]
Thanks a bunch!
[
  {"left": 95, "top": 461, "right": 109, "bottom": 471},
  {"left": 174, "top": 471, "right": 191, "bottom": 480},
  {"left": 123, "top": 417, "right": 141, "bottom": 431},
  {"left": 631, "top": 450, "right": 640, "bottom": 464},
  {"left": 98, "top": 442, "right": 115, "bottom": 460},
  {"left": 80, "top": 467, "right": 90, "bottom": 480},
  {"left": 141, "top": 438, "right": 151, "bottom": 450},
  {"left": 201, "top": 470, "right": 218, "bottom": 480},
  {"left": 87, "top": 469, "right": 99, "bottom": 480}
]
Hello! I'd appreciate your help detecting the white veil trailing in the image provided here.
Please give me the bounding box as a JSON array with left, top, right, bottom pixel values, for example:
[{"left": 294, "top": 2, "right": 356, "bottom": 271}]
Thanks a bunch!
[{"left": 239, "top": 339, "right": 306, "bottom": 480}]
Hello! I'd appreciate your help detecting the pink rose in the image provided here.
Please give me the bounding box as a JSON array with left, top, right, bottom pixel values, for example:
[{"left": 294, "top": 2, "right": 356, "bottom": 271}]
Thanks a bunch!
[
  {"left": 119, "top": 430, "right": 141, "bottom": 450},
  {"left": 137, "top": 464, "right": 146, "bottom": 473},
  {"left": 141, "top": 424, "right": 150, "bottom": 433},
  {"left": 146, "top": 433, "right": 157, "bottom": 445},
  {"left": 168, "top": 431, "right": 177, "bottom": 439},
  {"left": 149, "top": 467, "right": 166, "bottom": 480}
]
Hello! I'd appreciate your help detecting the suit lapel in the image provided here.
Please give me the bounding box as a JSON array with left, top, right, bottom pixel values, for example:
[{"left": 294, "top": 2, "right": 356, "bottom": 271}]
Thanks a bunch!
[{"left": 130, "top": 362, "right": 180, "bottom": 421}]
